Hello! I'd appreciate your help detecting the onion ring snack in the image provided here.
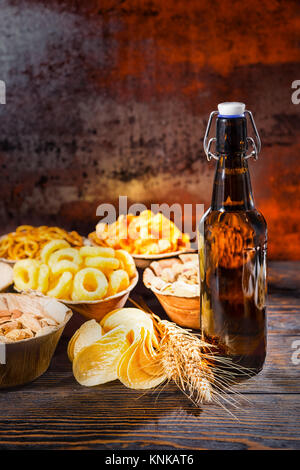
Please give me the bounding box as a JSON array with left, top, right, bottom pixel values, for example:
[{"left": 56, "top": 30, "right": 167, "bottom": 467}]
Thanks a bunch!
[
  {"left": 106, "top": 269, "right": 129, "bottom": 297},
  {"left": 13, "top": 259, "right": 40, "bottom": 291},
  {"left": 48, "top": 248, "right": 82, "bottom": 269},
  {"left": 47, "top": 272, "right": 73, "bottom": 299},
  {"left": 71, "top": 268, "right": 108, "bottom": 301}
]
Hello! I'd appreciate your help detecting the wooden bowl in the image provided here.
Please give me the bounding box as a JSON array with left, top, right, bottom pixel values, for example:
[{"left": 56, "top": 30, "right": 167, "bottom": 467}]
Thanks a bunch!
[
  {"left": 143, "top": 259, "right": 200, "bottom": 329},
  {"left": 0, "top": 294, "right": 72, "bottom": 388},
  {"left": 64, "top": 272, "right": 139, "bottom": 321},
  {"left": 151, "top": 291, "right": 200, "bottom": 329}
]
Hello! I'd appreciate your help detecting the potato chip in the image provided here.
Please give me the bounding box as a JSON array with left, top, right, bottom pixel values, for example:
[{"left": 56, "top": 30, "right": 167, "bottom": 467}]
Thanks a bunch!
[
  {"left": 67, "top": 329, "right": 80, "bottom": 362},
  {"left": 117, "top": 340, "right": 140, "bottom": 388},
  {"left": 118, "top": 328, "right": 165, "bottom": 390},
  {"left": 118, "top": 239, "right": 133, "bottom": 252},
  {"left": 68, "top": 319, "right": 103, "bottom": 361},
  {"left": 101, "top": 308, "right": 154, "bottom": 343},
  {"left": 72, "top": 326, "right": 129, "bottom": 386},
  {"left": 133, "top": 240, "right": 160, "bottom": 255},
  {"left": 140, "top": 329, "right": 164, "bottom": 376}
]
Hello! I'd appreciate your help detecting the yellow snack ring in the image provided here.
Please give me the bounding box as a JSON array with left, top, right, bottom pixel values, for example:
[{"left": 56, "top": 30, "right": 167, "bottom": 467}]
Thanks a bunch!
[
  {"left": 48, "top": 248, "right": 82, "bottom": 269},
  {"left": 40, "top": 239, "right": 70, "bottom": 264},
  {"left": 106, "top": 269, "right": 130, "bottom": 297},
  {"left": 114, "top": 250, "right": 136, "bottom": 278},
  {"left": 47, "top": 271, "right": 73, "bottom": 299},
  {"left": 13, "top": 259, "right": 40, "bottom": 291},
  {"left": 79, "top": 246, "right": 115, "bottom": 258},
  {"left": 72, "top": 268, "right": 108, "bottom": 301},
  {"left": 51, "top": 260, "right": 79, "bottom": 275},
  {"left": 84, "top": 256, "right": 119, "bottom": 273},
  {"left": 37, "top": 264, "right": 50, "bottom": 294}
]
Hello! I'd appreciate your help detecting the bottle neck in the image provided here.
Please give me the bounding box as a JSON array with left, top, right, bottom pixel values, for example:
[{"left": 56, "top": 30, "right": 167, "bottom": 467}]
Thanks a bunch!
[{"left": 211, "top": 152, "right": 255, "bottom": 211}]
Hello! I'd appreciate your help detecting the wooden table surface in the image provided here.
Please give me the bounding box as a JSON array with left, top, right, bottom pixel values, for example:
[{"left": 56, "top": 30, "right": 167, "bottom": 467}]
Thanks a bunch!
[{"left": 0, "top": 261, "right": 299, "bottom": 450}]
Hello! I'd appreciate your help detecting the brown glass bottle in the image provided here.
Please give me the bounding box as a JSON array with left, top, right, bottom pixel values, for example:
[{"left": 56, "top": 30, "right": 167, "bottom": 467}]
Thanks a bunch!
[{"left": 199, "top": 108, "right": 267, "bottom": 375}]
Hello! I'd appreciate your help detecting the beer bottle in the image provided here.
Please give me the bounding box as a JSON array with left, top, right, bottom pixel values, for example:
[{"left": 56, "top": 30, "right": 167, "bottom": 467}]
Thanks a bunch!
[{"left": 198, "top": 102, "right": 267, "bottom": 374}]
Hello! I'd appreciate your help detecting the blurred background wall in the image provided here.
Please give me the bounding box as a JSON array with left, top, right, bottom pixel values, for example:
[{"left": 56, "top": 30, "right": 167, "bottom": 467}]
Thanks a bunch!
[{"left": 0, "top": 0, "right": 299, "bottom": 259}]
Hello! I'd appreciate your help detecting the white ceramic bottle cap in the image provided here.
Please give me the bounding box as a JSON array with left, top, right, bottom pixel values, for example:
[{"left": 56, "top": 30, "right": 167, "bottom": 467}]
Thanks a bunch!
[{"left": 218, "top": 102, "right": 245, "bottom": 116}]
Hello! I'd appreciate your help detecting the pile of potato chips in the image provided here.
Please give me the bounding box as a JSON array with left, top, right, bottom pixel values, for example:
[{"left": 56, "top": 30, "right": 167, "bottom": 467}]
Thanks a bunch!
[
  {"left": 68, "top": 308, "right": 166, "bottom": 389},
  {"left": 89, "top": 210, "right": 190, "bottom": 255}
]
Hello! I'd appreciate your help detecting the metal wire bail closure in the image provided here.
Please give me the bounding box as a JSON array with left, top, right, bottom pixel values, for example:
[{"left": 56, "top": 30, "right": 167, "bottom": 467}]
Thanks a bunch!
[
  {"left": 244, "top": 110, "right": 261, "bottom": 160},
  {"left": 203, "top": 109, "right": 261, "bottom": 161},
  {"left": 203, "top": 111, "right": 219, "bottom": 161}
]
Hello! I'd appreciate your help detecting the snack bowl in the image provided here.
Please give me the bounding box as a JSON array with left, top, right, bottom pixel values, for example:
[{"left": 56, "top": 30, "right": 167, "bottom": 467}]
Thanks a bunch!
[
  {"left": 64, "top": 271, "right": 139, "bottom": 321},
  {"left": 0, "top": 293, "right": 72, "bottom": 388},
  {"left": 143, "top": 258, "right": 200, "bottom": 329}
]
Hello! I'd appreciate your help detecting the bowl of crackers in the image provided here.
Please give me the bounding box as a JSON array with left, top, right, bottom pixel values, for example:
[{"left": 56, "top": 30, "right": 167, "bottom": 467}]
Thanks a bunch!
[
  {"left": 88, "top": 210, "right": 194, "bottom": 269},
  {"left": 143, "top": 254, "right": 200, "bottom": 329},
  {"left": 0, "top": 293, "right": 72, "bottom": 388}
]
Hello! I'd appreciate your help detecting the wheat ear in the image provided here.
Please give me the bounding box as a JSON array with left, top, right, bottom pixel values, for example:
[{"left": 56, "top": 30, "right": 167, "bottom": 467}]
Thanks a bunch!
[{"left": 129, "top": 297, "right": 251, "bottom": 408}]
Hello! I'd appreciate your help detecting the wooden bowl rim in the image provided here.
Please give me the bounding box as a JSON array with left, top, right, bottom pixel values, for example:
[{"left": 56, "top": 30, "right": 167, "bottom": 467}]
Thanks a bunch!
[
  {"left": 154, "top": 290, "right": 200, "bottom": 301},
  {"left": 89, "top": 236, "right": 196, "bottom": 260},
  {"left": 132, "top": 248, "right": 196, "bottom": 260}
]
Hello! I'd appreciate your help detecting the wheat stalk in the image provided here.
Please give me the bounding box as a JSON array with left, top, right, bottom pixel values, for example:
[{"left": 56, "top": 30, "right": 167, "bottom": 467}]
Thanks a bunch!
[
  {"left": 155, "top": 319, "right": 217, "bottom": 404},
  {"left": 129, "top": 297, "right": 252, "bottom": 409}
]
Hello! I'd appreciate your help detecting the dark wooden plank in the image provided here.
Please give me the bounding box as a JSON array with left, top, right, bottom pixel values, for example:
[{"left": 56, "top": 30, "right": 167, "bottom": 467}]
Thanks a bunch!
[
  {"left": 267, "top": 313, "right": 300, "bottom": 334},
  {"left": 0, "top": 390, "right": 299, "bottom": 450},
  {"left": 238, "top": 335, "right": 300, "bottom": 394},
  {"left": 268, "top": 262, "right": 300, "bottom": 292}
]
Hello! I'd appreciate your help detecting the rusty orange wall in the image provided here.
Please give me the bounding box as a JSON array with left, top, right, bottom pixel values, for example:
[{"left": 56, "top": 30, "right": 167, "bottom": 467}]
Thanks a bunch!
[{"left": 0, "top": 0, "right": 299, "bottom": 259}]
